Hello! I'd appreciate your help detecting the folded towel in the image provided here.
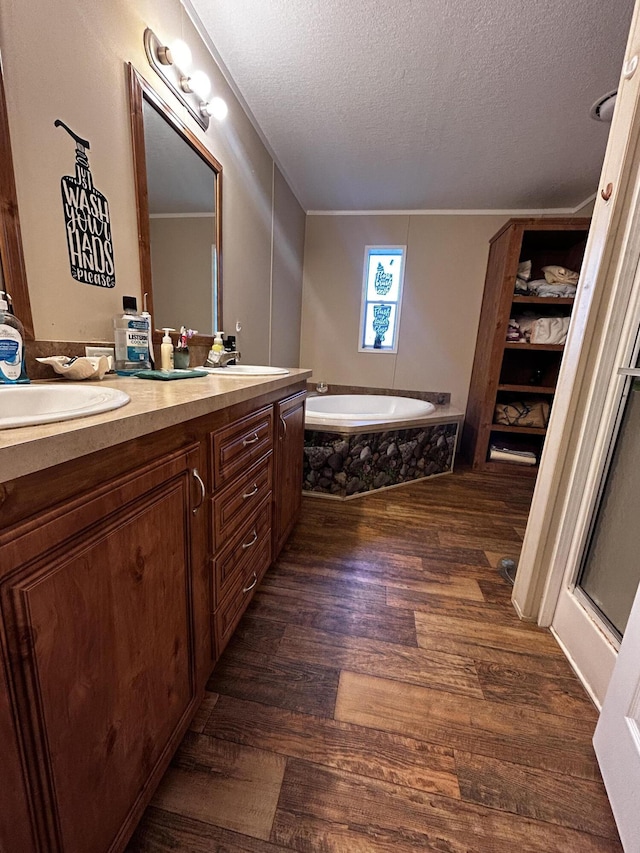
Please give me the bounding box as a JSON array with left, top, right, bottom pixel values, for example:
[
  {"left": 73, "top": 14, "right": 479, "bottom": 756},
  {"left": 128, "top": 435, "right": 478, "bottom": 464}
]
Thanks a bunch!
[
  {"left": 530, "top": 316, "right": 570, "bottom": 345},
  {"left": 517, "top": 260, "right": 532, "bottom": 282},
  {"left": 535, "top": 282, "right": 577, "bottom": 298},
  {"left": 542, "top": 265, "right": 579, "bottom": 285},
  {"left": 490, "top": 445, "right": 537, "bottom": 465}
]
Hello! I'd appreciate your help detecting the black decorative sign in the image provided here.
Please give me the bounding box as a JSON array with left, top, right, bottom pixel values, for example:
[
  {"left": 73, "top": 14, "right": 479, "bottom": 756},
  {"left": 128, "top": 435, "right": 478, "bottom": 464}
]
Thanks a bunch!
[{"left": 55, "top": 120, "right": 115, "bottom": 288}]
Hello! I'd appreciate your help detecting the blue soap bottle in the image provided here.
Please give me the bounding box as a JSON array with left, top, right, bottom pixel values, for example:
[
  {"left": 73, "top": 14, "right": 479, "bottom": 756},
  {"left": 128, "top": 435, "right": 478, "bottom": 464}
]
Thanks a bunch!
[{"left": 0, "top": 290, "right": 29, "bottom": 384}]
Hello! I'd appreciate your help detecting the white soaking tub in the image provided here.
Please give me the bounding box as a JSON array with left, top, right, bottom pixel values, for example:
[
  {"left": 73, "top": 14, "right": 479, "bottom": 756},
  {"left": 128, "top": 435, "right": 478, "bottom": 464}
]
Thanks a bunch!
[{"left": 305, "top": 394, "right": 435, "bottom": 427}]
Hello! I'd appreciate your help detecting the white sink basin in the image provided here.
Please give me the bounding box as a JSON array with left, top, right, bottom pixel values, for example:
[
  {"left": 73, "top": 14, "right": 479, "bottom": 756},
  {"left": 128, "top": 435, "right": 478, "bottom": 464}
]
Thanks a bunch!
[
  {"left": 0, "top": 384, "right": 130, "bottom": 429},
  {"left": 202, "top": 365, "right": 290, "bottom": 376}
]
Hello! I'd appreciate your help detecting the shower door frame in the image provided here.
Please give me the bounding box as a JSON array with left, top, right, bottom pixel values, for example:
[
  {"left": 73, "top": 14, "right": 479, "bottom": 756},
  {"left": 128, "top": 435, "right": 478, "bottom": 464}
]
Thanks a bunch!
[{"left": 539, "top": 198, "right": 640, "bottom": 706}]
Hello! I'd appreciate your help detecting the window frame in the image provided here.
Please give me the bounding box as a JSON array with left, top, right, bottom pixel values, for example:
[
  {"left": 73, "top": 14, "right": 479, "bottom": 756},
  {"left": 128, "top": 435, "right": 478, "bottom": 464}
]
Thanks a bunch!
[{"left": 358, "top": 244, "right": 406, "bottom": 354}]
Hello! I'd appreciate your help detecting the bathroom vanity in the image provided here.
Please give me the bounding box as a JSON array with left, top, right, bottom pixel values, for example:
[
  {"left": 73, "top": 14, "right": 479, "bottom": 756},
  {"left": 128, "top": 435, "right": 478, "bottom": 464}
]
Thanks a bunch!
[{"left": 0, "top": 371, "right": 308, "bottom": 853}]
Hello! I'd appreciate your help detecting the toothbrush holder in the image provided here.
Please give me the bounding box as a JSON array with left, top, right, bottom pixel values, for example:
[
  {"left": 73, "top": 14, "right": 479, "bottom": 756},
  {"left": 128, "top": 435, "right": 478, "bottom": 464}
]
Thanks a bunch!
[{"left": 173, "top": 348, "right": 190, "bottom": 369}]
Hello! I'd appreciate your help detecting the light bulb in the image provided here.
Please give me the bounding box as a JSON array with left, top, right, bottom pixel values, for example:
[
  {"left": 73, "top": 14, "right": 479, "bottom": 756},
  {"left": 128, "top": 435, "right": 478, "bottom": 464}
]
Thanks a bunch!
[
  {"left": 169, "top": 39, "right": 192, "bottom": 70},
  {"left": 189, "top": 70, "right": 211, "bottom": 100},
  {"left": 205, "top": 97, "right": 228, "bottom": 121}
]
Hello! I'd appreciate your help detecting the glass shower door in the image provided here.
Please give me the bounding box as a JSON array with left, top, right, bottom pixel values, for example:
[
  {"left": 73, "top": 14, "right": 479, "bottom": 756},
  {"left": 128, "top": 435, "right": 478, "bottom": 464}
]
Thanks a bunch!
[{"left": 577, "top": 374, "right": 640, "bottom": 638}]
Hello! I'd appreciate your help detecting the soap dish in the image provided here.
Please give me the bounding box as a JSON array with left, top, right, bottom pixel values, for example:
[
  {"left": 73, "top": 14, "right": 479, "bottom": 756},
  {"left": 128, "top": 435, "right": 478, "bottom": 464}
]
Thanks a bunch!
[{"left": 36, "top": 355, "right": 110, "bottom": 380}]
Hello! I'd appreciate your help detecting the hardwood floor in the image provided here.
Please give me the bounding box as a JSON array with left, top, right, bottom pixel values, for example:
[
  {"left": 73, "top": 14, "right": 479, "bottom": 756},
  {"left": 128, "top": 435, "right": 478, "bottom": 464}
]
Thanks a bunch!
[{"left": 128, "top": 468, "right": 622, "bottom": 852}]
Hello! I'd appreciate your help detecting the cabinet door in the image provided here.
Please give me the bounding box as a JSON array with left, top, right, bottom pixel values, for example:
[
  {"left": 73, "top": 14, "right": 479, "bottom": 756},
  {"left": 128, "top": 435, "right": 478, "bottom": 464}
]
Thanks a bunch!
[
  {"left": 273, "top": 391, "right": 306, "bottom": 560},
  {"left": 0, "top": 448, "right": 199, "bottom": 853}
]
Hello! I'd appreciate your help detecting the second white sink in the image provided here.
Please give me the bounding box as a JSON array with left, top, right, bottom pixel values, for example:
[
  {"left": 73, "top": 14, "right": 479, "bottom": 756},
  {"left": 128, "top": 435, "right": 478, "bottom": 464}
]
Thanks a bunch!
[{"left": 0, "top": 384, "right": 130, "bottom": 429}]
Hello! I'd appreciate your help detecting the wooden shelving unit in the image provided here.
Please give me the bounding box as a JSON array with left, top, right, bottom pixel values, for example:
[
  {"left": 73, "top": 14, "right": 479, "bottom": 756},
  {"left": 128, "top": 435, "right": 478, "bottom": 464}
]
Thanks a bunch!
[{"left": 461, "top": 217, "right": 590, "bottom": 474}]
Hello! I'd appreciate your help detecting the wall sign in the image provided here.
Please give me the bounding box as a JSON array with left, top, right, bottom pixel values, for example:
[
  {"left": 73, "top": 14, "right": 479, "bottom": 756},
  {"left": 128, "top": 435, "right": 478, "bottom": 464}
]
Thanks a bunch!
[{"left": 55, "top": 120, "right": 115, "bottom": 288}]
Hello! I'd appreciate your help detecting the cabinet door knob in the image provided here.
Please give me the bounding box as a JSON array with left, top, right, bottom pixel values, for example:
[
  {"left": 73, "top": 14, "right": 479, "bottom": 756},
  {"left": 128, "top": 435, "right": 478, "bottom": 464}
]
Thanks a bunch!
[
  {"left": 191, "top": 468, "right": 206, "bottom": 514},
  {"left": 242, "top": 432, "right": 260, "bottom": 447},
  {"left": 280, "top": 414, "right": 287, "bottom": 439},
  {"left": 601, "top": 182, "right": 614, "bottom": 201}
]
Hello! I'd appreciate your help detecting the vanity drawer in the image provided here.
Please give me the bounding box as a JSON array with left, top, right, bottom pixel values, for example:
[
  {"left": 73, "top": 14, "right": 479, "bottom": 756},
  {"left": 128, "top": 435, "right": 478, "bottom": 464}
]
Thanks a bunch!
[
  {"left": 213, "top": 495, "right": 271, "bottom": 608},
  {"left": 212, "top": 453, "right": 272, "bottom": 546},
  {"left": 214, "top": 524, "right": 272, "bottom": 654},
  {"left": 212, "top": 406, "right": 273, "bottom": 487}
]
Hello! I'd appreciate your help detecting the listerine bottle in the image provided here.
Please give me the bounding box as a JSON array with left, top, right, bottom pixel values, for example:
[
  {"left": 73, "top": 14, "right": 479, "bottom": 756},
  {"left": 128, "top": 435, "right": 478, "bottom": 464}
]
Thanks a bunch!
[
  {"left": 114, "top": 296, "right": 151, "bottom": 373},
  {"left": 0, "top": 290, "right": 29, "bottom": 383}
]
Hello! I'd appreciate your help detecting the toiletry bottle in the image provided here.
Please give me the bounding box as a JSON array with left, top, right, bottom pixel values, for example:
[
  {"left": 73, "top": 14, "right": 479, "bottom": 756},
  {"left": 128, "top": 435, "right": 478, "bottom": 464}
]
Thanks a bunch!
[
  {"left": 114, "top": 296, "right": 151, "bottom": 372},
  {"left": 212, "top": 331, "right": 224, "bottom": 353},
  {"left": 0, "top": 291, "right": 29, "bottom": 384},
  {"left": 161, "top": 328, "right": 175, "bottom": 370}
]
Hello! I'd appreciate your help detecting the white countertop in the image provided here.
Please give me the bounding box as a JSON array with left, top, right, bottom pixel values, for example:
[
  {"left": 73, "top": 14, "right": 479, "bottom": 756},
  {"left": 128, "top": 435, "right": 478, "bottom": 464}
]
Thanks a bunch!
[{"left": 0, "top": 370, "right": 311, "bottom": 483}]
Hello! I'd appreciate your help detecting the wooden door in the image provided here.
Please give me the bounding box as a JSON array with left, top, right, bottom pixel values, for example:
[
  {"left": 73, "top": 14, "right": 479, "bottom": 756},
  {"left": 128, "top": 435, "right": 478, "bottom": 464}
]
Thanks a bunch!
[
  {"left": 0, "top": 447, "right": 199, "bottom": 853},
  {"left": 273, "top": 392, "right": 306, "bottom": 560}
]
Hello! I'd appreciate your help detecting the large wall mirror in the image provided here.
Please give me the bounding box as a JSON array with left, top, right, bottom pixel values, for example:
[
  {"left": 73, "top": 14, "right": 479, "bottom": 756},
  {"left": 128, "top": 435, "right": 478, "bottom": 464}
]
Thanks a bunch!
[
  {"left": 128, "top": 65, "right": 222, "bottom": 342},
  {"left": 0, "top": 57, "right": 33, "bottom": 338}
]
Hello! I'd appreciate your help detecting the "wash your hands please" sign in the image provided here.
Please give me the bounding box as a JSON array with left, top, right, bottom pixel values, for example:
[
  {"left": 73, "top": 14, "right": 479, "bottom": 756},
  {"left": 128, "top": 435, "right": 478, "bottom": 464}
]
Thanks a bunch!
[{"left": 56, "top": 120, "right": 116, "bottom": 288}]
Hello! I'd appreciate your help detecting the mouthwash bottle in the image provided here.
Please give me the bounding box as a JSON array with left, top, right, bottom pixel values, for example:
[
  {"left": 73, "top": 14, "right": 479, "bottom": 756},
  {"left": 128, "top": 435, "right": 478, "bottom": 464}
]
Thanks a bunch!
[
  {"left": 0, "top": 290, "right": 29, "bottom": 384},
  {"left": 114, "top": 296, "right": 151, "bottom": 373}
]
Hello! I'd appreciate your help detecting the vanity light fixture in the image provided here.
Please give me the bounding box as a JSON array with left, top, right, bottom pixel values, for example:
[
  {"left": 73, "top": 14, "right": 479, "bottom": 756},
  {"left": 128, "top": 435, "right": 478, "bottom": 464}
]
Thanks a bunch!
[{"left": 143, "top": 28, "right": 227, "bottom": 131}]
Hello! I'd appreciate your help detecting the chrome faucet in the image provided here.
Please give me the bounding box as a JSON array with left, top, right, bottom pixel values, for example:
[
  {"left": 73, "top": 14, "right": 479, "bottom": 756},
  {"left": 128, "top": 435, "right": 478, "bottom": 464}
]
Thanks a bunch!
[{"left": 205, "top": 349, "right": 241, "bottom": 368}]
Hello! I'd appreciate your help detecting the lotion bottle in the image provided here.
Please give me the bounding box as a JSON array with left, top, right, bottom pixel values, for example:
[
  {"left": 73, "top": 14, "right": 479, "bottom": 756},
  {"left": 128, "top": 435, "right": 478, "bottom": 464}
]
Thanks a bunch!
[
  {"left": 161, "top": 328, "right": 175, "bottom": 370},
  {"left": 0, "top": 291, "right": 29, "bottom": 384}
]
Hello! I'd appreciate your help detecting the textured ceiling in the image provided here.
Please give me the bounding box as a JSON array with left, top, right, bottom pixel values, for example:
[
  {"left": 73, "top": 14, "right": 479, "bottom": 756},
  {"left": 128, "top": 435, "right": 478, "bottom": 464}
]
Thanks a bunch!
[{"left": 188, "top": 0, "right": 634, "bottom": 211}]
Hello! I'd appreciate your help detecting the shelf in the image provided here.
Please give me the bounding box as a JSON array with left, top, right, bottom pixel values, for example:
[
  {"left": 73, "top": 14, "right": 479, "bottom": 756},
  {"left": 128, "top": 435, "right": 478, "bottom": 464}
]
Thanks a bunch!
[
  {"left": 512, "top": 296, "right": 575, "bottom": 305},
  {"left": 497, "top": 384, "right": 556, "bottom": 394},
  {"left": 491, "top": 424, "right": 547, "bottom": 435},
  {"left": 482, "top": 460, "right": 538, "bottom": 475},
  {"left": 504, "top": 343, "right": 564, "bottom": 351}
]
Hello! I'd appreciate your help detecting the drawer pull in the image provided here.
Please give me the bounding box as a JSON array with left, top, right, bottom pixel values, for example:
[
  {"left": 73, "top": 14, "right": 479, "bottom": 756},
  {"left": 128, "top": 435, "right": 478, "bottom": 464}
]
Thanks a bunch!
[
  {"left": 242, "top": 484, "right": 259, "bottom": 499},
  {"left": 280, "top": 414, "right": 287, "bottom": 439},
  {"left": 242, "top": 432, "right": 260, "bottom": 447},
  {"left": 192, "top": 468, "right": 206, "bottom": 514},
  {"left": 242, "top": 530, "right": 258, "bottom": 549},
  {"left": 242, "top": 572, "right": 258, "bottom": 593}
]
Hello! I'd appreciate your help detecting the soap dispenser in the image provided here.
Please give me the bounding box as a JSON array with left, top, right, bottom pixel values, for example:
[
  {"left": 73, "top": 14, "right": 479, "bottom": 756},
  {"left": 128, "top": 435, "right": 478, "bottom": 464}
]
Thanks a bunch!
[
  {"left": 212, "top": 331, "right": 224, "bottom": 353},
  {"left": 161, "top": 328, "right": 175, "bottom": 370},
  {"left": 0, "top": 291, "right": 29, "bottom": 383}
]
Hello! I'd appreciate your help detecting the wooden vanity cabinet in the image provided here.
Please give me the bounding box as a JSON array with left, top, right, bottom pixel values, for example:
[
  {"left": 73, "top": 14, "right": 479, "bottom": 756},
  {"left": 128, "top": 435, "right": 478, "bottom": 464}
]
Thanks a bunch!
[
  {"left": 0, "top": 381, "right": 307, "bottom": 852},
  {"left": 273, "top": 390, "right": 306, "bottom": 560},
  {"left": 210, "top": 405, "right": 275, "bottom": 656},
  {"left": 0, "top": 445, "right": 202, "bottom": 853}
]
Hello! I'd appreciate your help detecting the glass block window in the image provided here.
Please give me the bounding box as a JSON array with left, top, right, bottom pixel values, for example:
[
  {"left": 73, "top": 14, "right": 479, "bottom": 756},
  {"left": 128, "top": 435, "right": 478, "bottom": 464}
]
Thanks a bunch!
[{"left": 359, "top": 246, "right": 406, "bottom": 353}]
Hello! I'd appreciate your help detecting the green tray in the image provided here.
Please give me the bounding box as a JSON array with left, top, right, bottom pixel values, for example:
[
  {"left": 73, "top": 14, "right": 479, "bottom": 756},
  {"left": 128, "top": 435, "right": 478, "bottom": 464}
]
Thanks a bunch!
[{"left": 134, "top": 369, "right": 208, "bottom": 381}]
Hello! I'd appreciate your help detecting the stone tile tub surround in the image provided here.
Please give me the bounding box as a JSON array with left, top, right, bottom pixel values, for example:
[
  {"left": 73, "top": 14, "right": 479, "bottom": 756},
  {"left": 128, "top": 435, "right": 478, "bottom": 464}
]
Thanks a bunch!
[{"left": 303, "top": 384, "right": 462, "bottom": 500}]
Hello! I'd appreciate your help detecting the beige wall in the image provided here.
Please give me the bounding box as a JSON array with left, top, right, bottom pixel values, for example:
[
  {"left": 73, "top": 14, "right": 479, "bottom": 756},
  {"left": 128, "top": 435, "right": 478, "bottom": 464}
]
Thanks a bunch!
[
  {"left": 0, "top": 0, "right": 304, "bottom": 365},
  {"left": 300, "top": 214, "right": 507, "bottom": 409},
  {"left": 271, "top": 166, "right": 305, "bottom": 368}
]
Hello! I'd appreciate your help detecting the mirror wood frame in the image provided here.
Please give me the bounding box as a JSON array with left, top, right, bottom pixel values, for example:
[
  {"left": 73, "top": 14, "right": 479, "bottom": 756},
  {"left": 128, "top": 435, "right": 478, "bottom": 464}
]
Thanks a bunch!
[
  {"left": 128, "top": 64, "right": 222, "bottom": 347},
  {"left": 0, "top": 58, "right": 33, "bottom": 339}
]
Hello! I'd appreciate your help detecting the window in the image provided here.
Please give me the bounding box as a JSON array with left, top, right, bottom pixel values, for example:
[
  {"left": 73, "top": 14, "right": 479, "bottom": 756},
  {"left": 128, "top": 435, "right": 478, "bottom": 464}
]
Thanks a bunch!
[{"left": 359, "top": 246, "right": 406, "bottom": 353}]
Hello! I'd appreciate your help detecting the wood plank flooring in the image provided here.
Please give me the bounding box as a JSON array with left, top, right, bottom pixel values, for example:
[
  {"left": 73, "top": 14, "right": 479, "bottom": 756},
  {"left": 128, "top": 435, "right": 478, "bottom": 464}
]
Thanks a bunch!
[{"left": 128, "top": 467, "right": 622, "bottom": 852}]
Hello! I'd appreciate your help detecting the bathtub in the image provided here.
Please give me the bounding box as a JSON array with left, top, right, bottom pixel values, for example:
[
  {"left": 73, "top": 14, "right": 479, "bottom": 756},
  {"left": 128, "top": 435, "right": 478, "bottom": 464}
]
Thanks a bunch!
[
  {"left": 304, "top": 394, "right": 463, "bottom": 499},
  {"left": 305, "top": 394, "right": 435, "bottom": 428}
]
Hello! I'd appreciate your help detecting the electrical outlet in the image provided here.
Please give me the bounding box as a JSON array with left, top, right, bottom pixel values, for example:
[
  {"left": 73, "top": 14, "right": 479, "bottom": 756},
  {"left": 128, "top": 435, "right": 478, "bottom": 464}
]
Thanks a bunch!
[{"left": 85, "top": 346, "right": 115, "bottom": 371}]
